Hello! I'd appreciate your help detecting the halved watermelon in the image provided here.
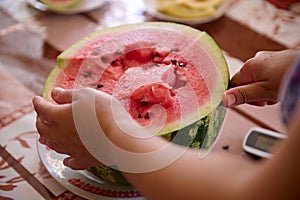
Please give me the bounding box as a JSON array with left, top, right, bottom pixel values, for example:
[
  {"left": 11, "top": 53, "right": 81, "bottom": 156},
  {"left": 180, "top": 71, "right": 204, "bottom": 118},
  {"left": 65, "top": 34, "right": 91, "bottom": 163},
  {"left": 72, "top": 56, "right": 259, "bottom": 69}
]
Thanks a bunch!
[{"left": 43, "top": 22, "right": 229, "bottom": 185}]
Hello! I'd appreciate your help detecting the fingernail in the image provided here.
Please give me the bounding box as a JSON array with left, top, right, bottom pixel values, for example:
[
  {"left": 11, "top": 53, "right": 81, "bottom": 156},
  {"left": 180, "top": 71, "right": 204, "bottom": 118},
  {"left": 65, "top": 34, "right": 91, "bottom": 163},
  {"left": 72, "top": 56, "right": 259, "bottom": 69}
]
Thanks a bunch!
[
  {"left": 39, "top": 137, "right": 46, "bottom": 144},
  {"left": 226, "top": 94, "right": 236, "bottom": 107},
  {"left": 32, "top": 96, "right": 40, "bottom": 103},
  {"left": 63, "top": 157, "right": 71, "bottom": 166}
]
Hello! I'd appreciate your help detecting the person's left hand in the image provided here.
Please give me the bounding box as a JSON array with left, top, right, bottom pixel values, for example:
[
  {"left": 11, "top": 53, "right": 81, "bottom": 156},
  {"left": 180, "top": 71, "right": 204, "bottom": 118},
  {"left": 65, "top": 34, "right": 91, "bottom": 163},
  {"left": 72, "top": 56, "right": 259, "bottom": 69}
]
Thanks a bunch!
[{"left": 33, "top": 88, "right": 103, "bottom": 170}]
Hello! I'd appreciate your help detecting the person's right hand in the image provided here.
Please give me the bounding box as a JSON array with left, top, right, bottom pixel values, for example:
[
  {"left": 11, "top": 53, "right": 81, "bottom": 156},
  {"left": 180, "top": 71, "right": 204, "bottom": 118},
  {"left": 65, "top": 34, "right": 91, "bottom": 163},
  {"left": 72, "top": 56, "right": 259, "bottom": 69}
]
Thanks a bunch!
[{"left": 222, "top": 49, "right": 300, "bottom": 107}]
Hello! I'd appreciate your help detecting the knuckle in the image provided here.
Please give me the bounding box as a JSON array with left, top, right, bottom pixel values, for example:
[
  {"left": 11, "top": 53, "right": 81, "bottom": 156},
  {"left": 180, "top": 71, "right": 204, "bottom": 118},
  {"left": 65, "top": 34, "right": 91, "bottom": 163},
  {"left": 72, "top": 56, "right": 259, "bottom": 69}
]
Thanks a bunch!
[
  {"left": 254, "top": 50, "right": 266, "bottom": 57},
  {"left": 36, "top": 119, "right": 44, "bottom": 134},
  {"left": 238, "top": 87, "right": 249, "bottom": 103}
]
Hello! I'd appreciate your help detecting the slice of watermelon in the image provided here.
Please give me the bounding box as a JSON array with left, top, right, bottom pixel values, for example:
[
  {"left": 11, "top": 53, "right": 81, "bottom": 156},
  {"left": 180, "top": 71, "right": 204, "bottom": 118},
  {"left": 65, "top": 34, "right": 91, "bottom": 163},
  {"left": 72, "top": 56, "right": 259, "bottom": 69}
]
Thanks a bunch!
[
  {"left": 38, "top": 0, "right": 81, "bottom": 11},
  {"left": 43, "top": 22, "right": 229, "bottom": 185}
]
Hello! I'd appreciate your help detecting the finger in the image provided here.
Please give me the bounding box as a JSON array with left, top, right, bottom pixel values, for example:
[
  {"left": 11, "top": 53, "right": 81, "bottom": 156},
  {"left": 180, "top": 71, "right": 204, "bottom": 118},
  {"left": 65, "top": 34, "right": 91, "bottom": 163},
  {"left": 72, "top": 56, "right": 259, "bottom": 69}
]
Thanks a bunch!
[
  {"left": 32, "top": 96, "right": 56, "bottom": 123},
  {"left": 230, "top": 71, "right": 252, "bottom": 87},
  {"left": 248, "top": 101, "right": 267, "bottom": 107},
  {"left": 36, "top": 117, "right": 51, "bottom": 139},
  {"left": 38, "top": 136, "right": 46, "bottom": 145},
  {"left": 230, "top": 59, "right": 257, "bottom": 87},
  {"left": 42, "top": 139, "right": 57, "bottom": 151},
  {"left": 43, "top": 139, "right": 71, "bottom": 155},
  {"left": 63, "top": 157, "right": 91, "bottom": 170},
  {"left": 51, "top": 87, "right": 73, "bottom": 104},
  {"left": 267, "top": 101, "right": 277, "bottom": 105},
  {"left": 222, "top": 82, "right": 274, "bottom": 107}
]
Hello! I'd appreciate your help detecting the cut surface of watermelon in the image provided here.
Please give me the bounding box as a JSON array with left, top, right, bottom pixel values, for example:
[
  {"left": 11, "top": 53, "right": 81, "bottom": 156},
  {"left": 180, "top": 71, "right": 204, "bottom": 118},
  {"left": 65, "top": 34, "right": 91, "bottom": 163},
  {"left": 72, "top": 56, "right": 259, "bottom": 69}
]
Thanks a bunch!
[
  {"left": 44, "top": 22, "right": 228, "bottom": 134},
  {"left": 43, "top": 22, "right": 229, "bottom": 185}
]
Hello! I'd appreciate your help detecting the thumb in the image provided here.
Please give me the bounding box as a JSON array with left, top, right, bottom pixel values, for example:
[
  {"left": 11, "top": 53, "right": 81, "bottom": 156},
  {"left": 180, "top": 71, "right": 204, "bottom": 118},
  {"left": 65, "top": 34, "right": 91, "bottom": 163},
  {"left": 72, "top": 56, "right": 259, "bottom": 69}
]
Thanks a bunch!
[
  {"left": 222, "top": 82, "right": 274, "bottom": 107},
  {"left": 51, "top": 87, "right": 73, "bottom": 104}
]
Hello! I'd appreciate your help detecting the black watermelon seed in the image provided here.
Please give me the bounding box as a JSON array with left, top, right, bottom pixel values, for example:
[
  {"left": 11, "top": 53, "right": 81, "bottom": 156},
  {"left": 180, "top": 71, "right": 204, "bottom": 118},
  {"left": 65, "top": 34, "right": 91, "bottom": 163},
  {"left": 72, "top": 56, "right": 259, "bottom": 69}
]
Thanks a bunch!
[
  {"left": 97, "top": 84, "right": 104, "bottom": 88},
  {"left": 141, "top": 101, "right": 147, "bottom": 106},
  {"left": 111, "top": 60, "right": 116, "bottom": 65},
  {"left": 115, "top": 50, "right": 122, "bottom": 55},
  {"left": 152, "top": 52, "right": 160, "bottom": 59},
  {"left": 222, "top": 145, "right": 229, "bottom": 150},
  {"left": 138, "top": 114, "right": 142, "bottom": 118},
  {"left": 171, "top": 58, "right": 177, "bottom": 65},
  {"left": 144, "top": 112, "right": 150, "bottom": 119},
  {"left": 154, "top": 64, "right": 160, "bottom": 67},
  {"left": 101, "top": 56, "right": 108, "bottom": 63}
]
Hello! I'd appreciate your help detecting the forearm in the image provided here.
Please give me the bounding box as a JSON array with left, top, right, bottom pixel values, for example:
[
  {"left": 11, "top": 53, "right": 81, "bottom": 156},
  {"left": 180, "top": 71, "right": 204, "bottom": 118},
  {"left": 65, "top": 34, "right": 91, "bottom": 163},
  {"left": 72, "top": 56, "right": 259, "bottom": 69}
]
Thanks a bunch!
[
  {"left": 122, "top": 150, "right": 257, "bottom": 200},
  {"left": 242, "top": 106, "right": 300, "bottom": 200},
  {"left": 108, "top": 126, "right": 258, "bottom": 200}
]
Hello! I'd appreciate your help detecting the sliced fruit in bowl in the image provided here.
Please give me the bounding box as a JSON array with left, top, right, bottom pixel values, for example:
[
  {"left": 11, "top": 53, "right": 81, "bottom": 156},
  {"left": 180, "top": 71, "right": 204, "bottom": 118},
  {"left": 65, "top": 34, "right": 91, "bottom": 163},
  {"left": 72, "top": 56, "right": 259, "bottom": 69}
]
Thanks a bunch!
[
  {"left": 155, "top": 0, "right": 225, "bottom": 18},
  {"left": 38, "top": 0, "right": 82, "bottom": 12},
  {"left": 144, "top": 0, "right": 231, "bottom": 24}
]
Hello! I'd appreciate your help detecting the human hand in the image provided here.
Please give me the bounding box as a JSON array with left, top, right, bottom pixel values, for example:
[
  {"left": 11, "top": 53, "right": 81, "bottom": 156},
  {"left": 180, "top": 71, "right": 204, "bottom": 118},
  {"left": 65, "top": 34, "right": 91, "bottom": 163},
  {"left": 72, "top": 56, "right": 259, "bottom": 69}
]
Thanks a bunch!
[
  {"left": 33, "top": 87, "right": 167, "bottom": 171},
  {"left": 33, "top": 88, "right": 104, "bottom": 170},
  {"left": 222, "top": 49, "right": 300, "bottom": 107}
]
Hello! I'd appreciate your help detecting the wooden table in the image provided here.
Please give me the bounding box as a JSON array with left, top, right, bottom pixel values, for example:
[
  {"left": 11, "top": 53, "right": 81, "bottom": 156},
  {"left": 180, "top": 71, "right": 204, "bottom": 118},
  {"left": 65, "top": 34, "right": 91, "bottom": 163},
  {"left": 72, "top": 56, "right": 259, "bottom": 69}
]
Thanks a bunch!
[{"left": 0, "top": 0, "right": 299, "bottom": 199}]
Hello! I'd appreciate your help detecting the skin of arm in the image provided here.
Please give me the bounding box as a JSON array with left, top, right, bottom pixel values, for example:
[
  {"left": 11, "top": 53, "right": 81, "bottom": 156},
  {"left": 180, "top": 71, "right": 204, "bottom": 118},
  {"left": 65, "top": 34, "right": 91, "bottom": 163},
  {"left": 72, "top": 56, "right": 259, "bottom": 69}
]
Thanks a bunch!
[{"left": 239, "top": 105, "right": 300, "bottom": 200}]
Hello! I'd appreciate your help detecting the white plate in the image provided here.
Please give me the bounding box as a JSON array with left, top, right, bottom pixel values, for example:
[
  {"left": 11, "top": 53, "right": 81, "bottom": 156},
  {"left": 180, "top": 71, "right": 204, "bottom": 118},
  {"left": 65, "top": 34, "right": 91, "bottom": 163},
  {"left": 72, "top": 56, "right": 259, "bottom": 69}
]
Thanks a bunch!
[
  {"left": 37, "top": 141, "right": 144, "bottom": 200},
  {"left": 27, "top": 0, "right": 107, "bottom": 14},
  {"left": 144, "top": 0, "right": 231, "bottom": 25}
]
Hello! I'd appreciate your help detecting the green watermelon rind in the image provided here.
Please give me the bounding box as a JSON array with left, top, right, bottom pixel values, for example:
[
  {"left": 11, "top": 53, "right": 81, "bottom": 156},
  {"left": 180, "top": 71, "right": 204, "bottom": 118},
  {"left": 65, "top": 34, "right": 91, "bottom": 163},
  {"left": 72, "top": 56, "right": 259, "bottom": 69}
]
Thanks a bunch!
[{"left": 87, "top": 165, "right": 130, "bottom": 186}]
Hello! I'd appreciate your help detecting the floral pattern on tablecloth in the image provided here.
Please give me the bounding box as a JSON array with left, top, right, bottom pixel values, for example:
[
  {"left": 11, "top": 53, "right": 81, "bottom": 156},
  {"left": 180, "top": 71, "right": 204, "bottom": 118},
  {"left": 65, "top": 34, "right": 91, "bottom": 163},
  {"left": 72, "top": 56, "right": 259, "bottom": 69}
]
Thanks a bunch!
[{"left": 0, "top": 112, "right": 70, "bottom": 199}]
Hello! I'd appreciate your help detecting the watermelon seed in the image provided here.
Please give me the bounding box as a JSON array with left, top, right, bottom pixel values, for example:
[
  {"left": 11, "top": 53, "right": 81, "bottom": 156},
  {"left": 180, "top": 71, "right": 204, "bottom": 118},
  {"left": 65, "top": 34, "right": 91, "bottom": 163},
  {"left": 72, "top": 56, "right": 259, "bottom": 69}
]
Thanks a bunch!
[
  {"left": 101, "top": 56, "right": 108, "bottom": 63},
  {"left": 222, "top": 145, "right": 229, "bottom": 150},
  {"left": 83, "top": 72, "right": 91, "bottom": 77},
  {"left": 97, "top": 84, "right": 104, "bottom": 88},
  {"left": 115, "top": 50, "right": 122, "bottom": 55},
  {"left": 179, "top": 63, "right": 186, "bottom": 68},
  {"left": 152, "top": 52, "right": 160, "bottom": 60},
  {"left": 170, "top": 48, "right": 179, "bottom": 52},
  {"left": 144, "top": 112, "right": 150, "bottom": 119},
  {"left": 154, "top": 64, "right": 160, "bottom": 67},
  {"left": 181, "top": 82, "right": 187, "bottom": 87},
  {"left": 171, "top": 58, "right": 177, "bottom": 65},
  {"left": 138, "top": 114, "right": 142, "bottom": 118},
  {"left": 141, "top": 101, "right": 147, "bottom": 106}
]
